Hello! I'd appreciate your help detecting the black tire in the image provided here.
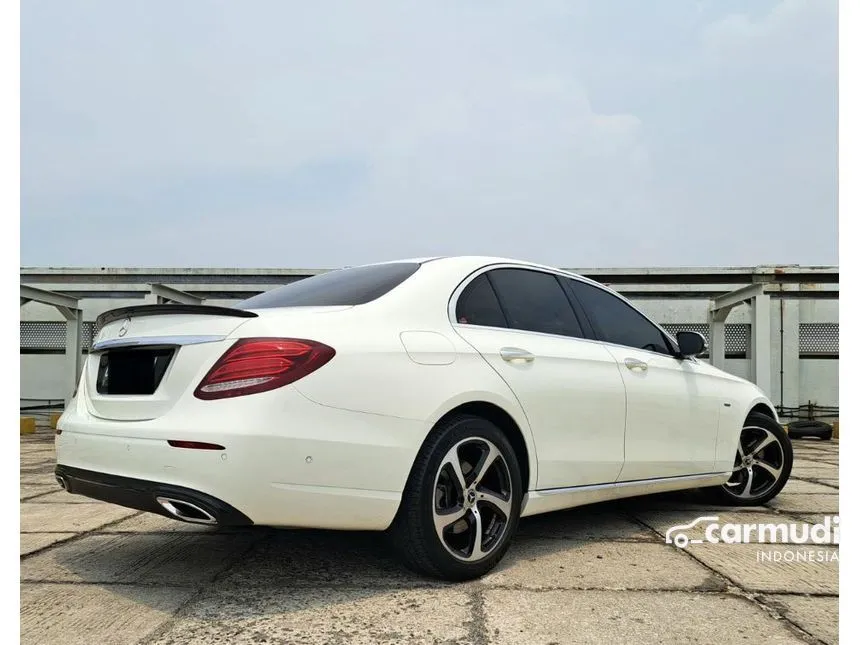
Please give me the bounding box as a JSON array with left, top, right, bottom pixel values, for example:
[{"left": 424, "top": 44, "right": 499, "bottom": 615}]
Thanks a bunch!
[
  {"left": 787, "top": 420, "right": 833, "bottom": 440},
  {"left": 707, "top": 412, "right": 793, "bottom": 506},
  {"left": 388, "top": 414, "right": 523, "bottom": 581}
]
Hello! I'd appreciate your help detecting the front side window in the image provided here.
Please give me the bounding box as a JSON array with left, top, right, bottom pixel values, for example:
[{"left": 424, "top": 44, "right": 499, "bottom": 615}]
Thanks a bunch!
[
  {"left": 487, "top": 269, "right": 584, "bottom": 338},
  {"left": 568, "top": 279, "right": 673, "bottom": 355}
]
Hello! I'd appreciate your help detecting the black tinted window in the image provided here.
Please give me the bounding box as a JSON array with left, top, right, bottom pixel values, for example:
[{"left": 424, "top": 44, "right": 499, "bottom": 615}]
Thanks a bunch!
[
  {"left": 237, "top": 263, "right": 420, "bottom": 308},
  {"left": 456, "top": 274, "right": 507, "bottom": 328},
  {"left": 568, "top": 280, "right": 673, "bottom": 355},
  {"left": 488, "top": 269, "right": 583, "bottom": 338}
]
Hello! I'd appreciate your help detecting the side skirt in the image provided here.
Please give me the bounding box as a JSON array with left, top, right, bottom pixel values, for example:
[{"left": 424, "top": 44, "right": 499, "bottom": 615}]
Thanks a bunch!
[{"left": 520, "top": 471, "right": 732, "bottom": 518}]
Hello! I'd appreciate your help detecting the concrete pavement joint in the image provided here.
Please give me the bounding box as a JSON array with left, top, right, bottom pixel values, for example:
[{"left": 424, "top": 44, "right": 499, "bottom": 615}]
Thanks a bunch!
[
  {"left": 481, "top": 584, "right": 726, "bottom": 593},
  {"left": 747, "top": 594, "right": 829, "bottom": 645},
  {"left": 626, "top": 513, "right": 828, "bottom": 645},
  {"left": 464, "top": 585, "right": 489, "bottom": 645},
  {"left": 517, "top": 535, "right": 658, "bottom": 544},
  {"left": 20, "top": 489, "right": 66, "bottom": 502},
  {"left": 19, "top": 510, "right": 146, "bottom": 560},
  {"left": 136, "top": 527, "right": 274, "bottom": 645},
  {"left": 762, "top": 506, "right": 840, "bottom": 522},
  {"left": 20, "top": 579, "right": 198, "bottom": 589},
  {"left": 789, "top": 477, "right": 839, "bottom": 491}
]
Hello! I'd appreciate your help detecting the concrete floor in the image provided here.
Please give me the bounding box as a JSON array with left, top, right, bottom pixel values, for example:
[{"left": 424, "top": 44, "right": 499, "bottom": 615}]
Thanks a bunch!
[{"left": 21, "top": 430, "right": 838, "bottom": 644}]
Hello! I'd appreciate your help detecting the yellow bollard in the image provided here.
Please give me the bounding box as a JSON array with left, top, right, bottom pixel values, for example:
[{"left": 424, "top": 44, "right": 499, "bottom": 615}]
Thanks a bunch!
[
  {"left": 20, "top": 417, "right": 36, "bottom": 435},
  {"left": 49, "top": 413, "right": 62, "bottom": 429},
  {"left": 832, "top": 420, "right": 839, "bottom": 439}
]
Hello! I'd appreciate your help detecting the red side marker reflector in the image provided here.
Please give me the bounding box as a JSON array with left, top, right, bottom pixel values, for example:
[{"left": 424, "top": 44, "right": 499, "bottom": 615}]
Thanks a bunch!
[{"left": 167, "top": 440, "right": 225, "bottom": 451}]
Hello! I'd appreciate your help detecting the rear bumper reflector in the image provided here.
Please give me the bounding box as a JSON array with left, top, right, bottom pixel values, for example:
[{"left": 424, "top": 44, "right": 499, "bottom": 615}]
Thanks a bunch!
[{"left": 167, "top": 440, "right": 226, "bottom": 450}]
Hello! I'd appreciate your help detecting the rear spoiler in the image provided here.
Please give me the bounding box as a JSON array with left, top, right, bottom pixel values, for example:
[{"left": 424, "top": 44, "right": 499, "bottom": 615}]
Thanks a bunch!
[{"left": 96, "top": 304, "right": 258, "bottom": 328}]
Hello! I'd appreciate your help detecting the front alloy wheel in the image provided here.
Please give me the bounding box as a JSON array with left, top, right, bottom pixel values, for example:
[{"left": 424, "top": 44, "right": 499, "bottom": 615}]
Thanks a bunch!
[
  {"left": 711, "top": 412, "right": 793, "bottom": 506},
  {"left": 724, "top": 425, "right": 785, "bottom": 499}
]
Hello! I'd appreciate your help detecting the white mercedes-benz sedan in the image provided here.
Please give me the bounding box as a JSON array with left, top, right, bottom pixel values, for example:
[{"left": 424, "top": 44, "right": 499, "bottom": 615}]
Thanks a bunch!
[{"left": 56, "top": 256, "right": 792, "bottom": 580}]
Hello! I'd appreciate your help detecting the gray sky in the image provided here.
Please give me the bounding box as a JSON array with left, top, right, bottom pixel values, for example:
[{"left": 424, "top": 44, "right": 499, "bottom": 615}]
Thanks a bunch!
[{"left": 21, "top": 0, "right": 837, "bottom": 269}]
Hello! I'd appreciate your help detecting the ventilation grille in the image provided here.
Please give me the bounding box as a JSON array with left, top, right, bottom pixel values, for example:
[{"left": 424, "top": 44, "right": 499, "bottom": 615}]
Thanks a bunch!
[
  {"left": 20, "top": 322, "right": 96, "bottom": 351},
  {"left": 799, "top": 323, "right": 838, "bottom": 356},
  {"left": 660, "top": 323, "right": 750, "bottom": 356}
]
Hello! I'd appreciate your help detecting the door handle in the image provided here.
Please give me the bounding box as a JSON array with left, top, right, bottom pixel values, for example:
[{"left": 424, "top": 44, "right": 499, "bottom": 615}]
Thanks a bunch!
[
  {"left": 500, "top": 347, "right": 535, "bottom": 362},
  {"left": 624, "top": 357, "right": 648, "bottom": 372}
]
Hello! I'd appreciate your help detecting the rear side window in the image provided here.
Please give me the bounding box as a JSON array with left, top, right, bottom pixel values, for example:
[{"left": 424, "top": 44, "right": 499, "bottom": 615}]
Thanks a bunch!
[
  {"left": 455, "top": 274, "right": 507, "bottom": 328},
  {"left": 568, "top": 279, "right": 673, "bottom": 355},
  {"left": 487, "top": 269, "right": 584, "bottom": 338},
  {"left": 237, "top": 263, "right": 420, "bottom": 308}
]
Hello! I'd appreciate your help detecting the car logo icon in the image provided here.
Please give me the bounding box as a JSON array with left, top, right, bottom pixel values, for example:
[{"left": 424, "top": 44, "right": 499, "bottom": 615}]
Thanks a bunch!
[
  {"left": 665, "top": 516, "right": 720, "bottom": 549},
  {"left": 118, "top": 319, "right": 130, "bottom": 337}
]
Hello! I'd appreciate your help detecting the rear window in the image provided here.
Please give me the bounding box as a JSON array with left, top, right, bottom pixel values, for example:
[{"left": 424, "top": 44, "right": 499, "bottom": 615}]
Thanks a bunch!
[
  {"left": 455, "top": 274, "right": 507, "bottom": 328},
  {"left": 236, "top": 262, "right": 421, "bottom": 309}
]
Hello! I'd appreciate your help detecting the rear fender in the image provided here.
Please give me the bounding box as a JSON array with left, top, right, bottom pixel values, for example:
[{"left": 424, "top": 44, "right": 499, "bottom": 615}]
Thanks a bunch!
[{"left": 424, "top": 390, "right": 538, "bottom": 492}]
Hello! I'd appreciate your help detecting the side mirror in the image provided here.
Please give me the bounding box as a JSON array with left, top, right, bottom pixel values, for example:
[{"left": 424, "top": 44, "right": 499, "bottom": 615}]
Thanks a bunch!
[{"left": 676, "top": 331, "right": 707, "bottom": 358}]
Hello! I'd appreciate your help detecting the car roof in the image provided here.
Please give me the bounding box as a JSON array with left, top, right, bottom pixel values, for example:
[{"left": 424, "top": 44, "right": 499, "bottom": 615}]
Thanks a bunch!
[
  {"left": 340, "top": 256, "right": 607, "bottom": 290},
  {"left": 422, "top": 256, "right": 602, "bottom": 287}
]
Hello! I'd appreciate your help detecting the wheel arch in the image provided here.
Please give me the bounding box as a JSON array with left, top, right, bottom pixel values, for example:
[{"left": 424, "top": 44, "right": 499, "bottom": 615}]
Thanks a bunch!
[
  {"left": 745, "top": 398, "right": 781, "bottom": 424},
  {"left": 424, "top": 396, "right": 537, "bottom": 494}
]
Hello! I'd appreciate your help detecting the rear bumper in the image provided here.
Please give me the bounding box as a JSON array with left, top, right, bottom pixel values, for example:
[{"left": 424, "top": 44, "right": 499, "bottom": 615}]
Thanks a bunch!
[
  {"left": 55, "top": 465, "right": 253, "bottom": 526},
  {"left": 56, "top": 385, "right": 427, "bottom": 530}
]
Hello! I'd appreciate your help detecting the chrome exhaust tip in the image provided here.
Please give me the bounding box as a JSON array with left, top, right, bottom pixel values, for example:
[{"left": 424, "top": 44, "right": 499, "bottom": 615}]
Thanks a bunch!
[
  {"left": 155, "top": 496, "right": 218, "bottom": 525},
  {"left": 56, "top": 475, "right": 67, "bottom": 491}
]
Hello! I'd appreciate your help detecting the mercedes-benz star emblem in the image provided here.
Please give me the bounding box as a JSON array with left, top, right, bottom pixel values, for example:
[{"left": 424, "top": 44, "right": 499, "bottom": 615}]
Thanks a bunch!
[{"left": 118, "top": 319, "right": 130, "bottom": 337}]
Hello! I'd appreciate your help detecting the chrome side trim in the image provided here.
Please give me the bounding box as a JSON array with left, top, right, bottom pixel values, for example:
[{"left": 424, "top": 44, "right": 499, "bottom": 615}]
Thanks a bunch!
[
  {"left": 91, "top": 335, "right": 225, "bottom": 352},
  {"left": 539, "top": 471, "right": 729, "bottom": 495},
  {"left": 520, "top": 471, "right": 732, "bottom": 518}
]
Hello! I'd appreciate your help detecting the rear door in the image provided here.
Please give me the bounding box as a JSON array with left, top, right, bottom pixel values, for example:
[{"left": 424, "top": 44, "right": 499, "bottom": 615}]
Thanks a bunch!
[
  {"left": 565, "top": 278, "right": 720, "bottom": 481},
  {"left": 452, "top": 268, "right": 627, "bottom": 489}
]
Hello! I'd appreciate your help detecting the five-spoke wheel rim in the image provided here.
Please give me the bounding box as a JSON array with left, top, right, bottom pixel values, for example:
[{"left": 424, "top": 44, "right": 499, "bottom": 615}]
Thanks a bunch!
[
  {"left": 432, "top": 437, "right": 513, "bottom": 561},
  {"left": 723, "top": 425, "right": 785, "bottom": 499}
]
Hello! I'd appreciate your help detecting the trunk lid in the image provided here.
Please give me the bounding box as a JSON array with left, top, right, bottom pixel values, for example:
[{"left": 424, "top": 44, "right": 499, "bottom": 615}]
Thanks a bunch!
[{"left": 85, "top": 306, "right": 258, "bottom": 421}]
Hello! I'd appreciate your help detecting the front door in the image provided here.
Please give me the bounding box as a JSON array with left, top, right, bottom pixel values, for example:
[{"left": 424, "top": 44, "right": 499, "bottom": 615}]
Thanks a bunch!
[
  {"left": 566, "top": 278, "right": 720, "bottom": 481},
  {"left": 601, "top": 345, "right": 720, "bottom": 480}
]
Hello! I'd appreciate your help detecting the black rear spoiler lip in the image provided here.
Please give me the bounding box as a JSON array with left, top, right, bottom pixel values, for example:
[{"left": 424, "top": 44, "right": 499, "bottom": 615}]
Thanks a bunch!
[{"left": 96, "top": 304, "right": 258, "bottom": 328}]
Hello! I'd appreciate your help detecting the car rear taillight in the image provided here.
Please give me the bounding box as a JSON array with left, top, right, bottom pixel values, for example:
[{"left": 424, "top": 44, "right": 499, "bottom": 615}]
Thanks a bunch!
[{"left": 194, "top": 338, "right": 335, "bottom": 400}]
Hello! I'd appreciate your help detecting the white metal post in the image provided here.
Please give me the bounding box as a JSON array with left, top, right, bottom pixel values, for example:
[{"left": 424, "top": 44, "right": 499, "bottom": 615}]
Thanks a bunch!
[
  {"left": 21, "top": 285, "right": 84, "bottom": 409},
  {"left": 59, "top": 306, "right": 84, "bottom": 406},
  {"left": 148, "top": 284, "right": 203, "bottom": 305},
  {"left": 780, "top": 301, "right": 800, "bottom": 409},
  {"left": 708, "top": 283, "right": 764, "bottom": 374},
  {"left": 751, "top": 293, "right": 772, "bottom": 398},
  {"left": 708, "top": 310, "right": 728, "bottom": 370}
]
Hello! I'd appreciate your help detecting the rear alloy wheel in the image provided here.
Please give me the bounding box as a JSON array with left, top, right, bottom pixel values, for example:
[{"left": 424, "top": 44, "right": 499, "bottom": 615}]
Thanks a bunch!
[
  {"left": 433, "top": 438, "right": 513, "bottom": 562},
  {"left": 390, "top": 415, "right": 522, "bottom": 580},
  {"left": 710, "top": 412, "right": 793, "bottom": 506}
]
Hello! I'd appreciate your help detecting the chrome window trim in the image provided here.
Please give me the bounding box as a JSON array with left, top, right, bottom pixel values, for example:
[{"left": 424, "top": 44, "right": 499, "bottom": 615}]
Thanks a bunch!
[{"left": 447, "top": 262, "right": 684, "bottom": 359}]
